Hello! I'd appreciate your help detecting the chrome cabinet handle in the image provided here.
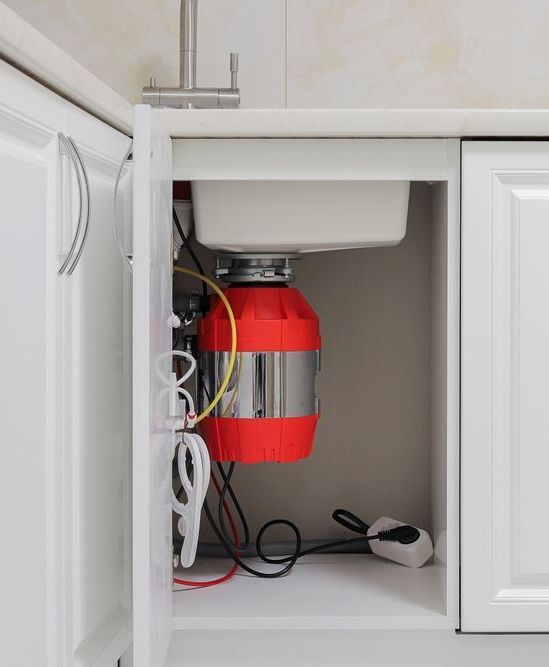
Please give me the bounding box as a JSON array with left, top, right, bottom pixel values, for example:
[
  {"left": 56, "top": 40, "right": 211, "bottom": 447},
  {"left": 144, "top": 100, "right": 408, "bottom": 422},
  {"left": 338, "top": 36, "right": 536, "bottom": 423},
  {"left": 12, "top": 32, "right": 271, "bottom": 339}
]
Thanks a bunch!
[
  {"left": 112, "top": 141, "right": 133, "bottom": 273},
  {"left": 65, "top": 137, "right": 91, "bottom": 275},
  {"left": 58, "top": 132, "right": 83, "bottom": 274}
]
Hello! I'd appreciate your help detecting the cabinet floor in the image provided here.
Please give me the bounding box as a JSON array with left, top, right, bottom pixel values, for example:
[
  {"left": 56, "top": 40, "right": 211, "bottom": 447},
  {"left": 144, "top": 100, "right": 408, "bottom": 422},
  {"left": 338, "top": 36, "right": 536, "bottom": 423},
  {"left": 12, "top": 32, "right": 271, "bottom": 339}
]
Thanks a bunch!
[{"left": 172, "top": 554, "right": 455, "bottom": 631}]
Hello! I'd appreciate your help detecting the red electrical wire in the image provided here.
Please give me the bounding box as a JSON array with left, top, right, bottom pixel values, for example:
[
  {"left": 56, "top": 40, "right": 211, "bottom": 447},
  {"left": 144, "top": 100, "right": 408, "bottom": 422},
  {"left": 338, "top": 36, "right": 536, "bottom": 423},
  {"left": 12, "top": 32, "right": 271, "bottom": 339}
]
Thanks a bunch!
[{"left": 173, "top": 472, "right": 239, "bottom": 588}]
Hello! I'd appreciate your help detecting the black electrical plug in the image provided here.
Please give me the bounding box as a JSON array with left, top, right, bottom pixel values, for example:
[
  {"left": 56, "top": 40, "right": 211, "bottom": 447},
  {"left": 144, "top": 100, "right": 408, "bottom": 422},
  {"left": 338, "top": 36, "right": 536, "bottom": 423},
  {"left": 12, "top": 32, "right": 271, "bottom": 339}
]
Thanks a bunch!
[{"left": 377, "top": 525, "right": 420, "bottom": 544}]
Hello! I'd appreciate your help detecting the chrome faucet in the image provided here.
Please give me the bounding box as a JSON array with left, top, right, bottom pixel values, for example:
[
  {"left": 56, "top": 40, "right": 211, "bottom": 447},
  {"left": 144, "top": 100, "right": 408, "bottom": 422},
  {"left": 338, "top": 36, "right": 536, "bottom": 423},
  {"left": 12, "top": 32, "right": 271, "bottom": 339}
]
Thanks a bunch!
[{"left": 142, "top": 0, "right": 240, "bottom": 109}]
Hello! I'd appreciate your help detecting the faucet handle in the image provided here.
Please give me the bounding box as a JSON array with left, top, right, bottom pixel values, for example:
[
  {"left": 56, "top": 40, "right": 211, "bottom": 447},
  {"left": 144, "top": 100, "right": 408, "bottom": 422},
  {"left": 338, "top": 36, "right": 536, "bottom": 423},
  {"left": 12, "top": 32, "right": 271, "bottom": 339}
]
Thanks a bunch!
[{"left": 229, "top": 52, "right": 239, "bottom": 90}]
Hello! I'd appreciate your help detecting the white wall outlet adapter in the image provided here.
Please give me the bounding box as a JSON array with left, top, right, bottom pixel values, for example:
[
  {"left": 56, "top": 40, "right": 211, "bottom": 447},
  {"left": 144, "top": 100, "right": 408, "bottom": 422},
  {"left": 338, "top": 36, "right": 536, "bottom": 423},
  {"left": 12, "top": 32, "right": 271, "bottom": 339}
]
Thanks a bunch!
[{"left": 368, "top": 517, "right": 433, "bottom": 568}]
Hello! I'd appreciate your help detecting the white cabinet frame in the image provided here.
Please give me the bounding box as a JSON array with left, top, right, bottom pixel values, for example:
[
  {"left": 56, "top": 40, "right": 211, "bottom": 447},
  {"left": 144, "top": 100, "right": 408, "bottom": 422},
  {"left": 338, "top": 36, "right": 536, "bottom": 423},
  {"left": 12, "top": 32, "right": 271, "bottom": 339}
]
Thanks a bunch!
[{"left": 131, "top": 136, "right": 461, "bottom": 662}]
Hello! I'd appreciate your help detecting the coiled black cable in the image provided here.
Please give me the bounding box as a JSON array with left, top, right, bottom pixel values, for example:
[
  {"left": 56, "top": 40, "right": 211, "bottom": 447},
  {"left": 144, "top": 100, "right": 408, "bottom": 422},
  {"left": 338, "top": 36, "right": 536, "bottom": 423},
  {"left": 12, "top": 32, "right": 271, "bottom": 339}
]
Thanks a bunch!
[
  {"left": 203, "top": 462, "right": 301, "bottom": 578},
  {"left": 204, "top": 462, "right": 420, "bottom": 578}
]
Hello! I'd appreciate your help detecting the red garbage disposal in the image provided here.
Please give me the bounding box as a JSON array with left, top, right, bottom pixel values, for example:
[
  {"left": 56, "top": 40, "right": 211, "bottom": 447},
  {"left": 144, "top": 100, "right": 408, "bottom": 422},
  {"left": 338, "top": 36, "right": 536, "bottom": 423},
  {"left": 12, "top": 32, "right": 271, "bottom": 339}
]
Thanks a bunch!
[{"left": 198, "top": 254, "right": 320, "bottom": 463}]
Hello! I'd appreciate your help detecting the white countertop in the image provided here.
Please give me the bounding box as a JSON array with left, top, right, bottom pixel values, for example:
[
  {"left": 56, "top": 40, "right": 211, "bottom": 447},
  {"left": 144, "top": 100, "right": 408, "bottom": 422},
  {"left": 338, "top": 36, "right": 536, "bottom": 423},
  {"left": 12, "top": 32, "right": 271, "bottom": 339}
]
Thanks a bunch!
[
  {"left": 2, "top": 1, "right": 549, "bottom": 140},
  {"left": 158, "top": 108, "right": 549, "bottom": 138}
]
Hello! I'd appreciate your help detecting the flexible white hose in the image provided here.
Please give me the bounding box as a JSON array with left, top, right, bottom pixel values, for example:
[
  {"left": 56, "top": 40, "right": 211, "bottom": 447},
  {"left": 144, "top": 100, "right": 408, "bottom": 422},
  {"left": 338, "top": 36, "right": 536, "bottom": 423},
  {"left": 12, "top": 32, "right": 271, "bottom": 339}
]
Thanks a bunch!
[
  {"left": 155, "top": 349, "right": 197, "bottom": 386},
  {"left": 171, "top": 432, "right": 211, "bottom": 567},
  {"left": 172, "top": 349, "right": 197, "bottom": 385},
  {"left": 177, "top": 386, "right": 195, "bottom": 420},
  {"left": 163, "top": 346, "right": 210, "bottom": 568}
]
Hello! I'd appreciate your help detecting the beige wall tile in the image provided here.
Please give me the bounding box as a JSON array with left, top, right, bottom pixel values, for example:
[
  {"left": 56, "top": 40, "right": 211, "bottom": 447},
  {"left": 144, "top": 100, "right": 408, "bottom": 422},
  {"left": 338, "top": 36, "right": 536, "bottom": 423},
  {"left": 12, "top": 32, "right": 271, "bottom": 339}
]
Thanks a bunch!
[
  {"left": 6, "top": 0, "right": 549, "bottom": 109},
  {"left": 287, "top": 0, "right": 549, "bottom": 108}
]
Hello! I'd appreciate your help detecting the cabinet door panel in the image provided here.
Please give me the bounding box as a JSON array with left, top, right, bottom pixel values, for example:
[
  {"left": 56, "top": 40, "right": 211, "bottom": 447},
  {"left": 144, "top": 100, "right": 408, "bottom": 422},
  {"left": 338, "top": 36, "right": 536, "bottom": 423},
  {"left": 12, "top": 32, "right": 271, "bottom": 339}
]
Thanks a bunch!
[
  {"left": 0, "top": 59, "right": 133, "bottom": 666},
  {"left": 462, "top": 141, "right": 549, "bottom": 632},
  {"left": 0, "top": 119, "right": 56, "bottom": 667},
  {"left": 0, "top": 60, "right": 64, "bottom": 667},
  {"left": 61, "top": 106, "right": 132, "bottom": 666},
  {"left": 132, "top": 105, "right": 173, "bottom": 667},
  {"left": 67, "top": 157, "right": 130, "bottom": 666}
]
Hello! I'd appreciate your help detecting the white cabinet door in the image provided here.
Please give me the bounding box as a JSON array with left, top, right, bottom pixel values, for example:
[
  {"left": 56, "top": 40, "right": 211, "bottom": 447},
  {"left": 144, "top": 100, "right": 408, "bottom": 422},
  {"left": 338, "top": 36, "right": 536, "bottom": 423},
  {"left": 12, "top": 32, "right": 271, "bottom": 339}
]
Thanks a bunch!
[
  {"left": 0, "top": 58, "right": 132, "bottom": 666},
  {"left": 59, "top": 106, "right": 132, "bottom": 666},
  {"left": 0, "top": 60, "right": 64, "bottom": 667},
  {"left": 132, "top": 105, "right": 174, "bottom": 667},
  {"left": 462, "top": 141, "right": 549, "bottom": 632}
]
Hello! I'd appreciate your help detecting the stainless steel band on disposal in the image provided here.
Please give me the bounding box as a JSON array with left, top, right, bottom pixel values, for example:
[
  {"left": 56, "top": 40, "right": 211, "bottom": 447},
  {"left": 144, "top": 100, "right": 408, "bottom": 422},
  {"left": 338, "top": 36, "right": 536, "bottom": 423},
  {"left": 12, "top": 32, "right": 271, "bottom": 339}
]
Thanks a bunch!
[{"left": 199, "top": 350, "right": 320, "bottom": 418}]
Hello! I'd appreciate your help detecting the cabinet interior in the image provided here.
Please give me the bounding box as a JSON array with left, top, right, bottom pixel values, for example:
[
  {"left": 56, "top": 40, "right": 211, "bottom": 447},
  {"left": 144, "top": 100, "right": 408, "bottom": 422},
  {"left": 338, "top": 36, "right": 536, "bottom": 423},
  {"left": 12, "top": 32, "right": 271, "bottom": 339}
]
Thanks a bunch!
[{"left": 170, "top": 181, "right": 458, "bottom": 632}]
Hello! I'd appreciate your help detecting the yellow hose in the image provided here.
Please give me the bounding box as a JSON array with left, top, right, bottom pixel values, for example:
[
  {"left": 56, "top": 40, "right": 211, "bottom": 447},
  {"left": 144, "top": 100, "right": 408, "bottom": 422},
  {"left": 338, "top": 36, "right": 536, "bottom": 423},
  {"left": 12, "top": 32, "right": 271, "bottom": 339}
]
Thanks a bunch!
[{"left": 173, "top": 265, "right": 237, "bottom": 423}]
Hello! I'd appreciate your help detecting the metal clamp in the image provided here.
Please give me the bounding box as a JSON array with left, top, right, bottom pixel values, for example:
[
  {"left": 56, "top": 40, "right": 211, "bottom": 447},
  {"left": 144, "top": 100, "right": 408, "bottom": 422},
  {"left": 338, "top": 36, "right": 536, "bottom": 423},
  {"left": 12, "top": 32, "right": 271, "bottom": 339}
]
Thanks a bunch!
[
  {"left": 215, "top": 253, "right": 301, "bottom": 284},
  {"left": 113, "top": 141, "right": 133, "bottom": 273},
  {"left": 57, "top": 133, "right": 91, "bottom": 275}
]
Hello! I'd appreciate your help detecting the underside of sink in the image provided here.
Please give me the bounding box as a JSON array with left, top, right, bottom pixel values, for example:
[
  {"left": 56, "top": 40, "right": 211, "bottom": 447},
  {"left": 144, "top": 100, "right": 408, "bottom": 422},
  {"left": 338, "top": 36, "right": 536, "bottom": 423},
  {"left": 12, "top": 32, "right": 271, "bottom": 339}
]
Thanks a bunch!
[{"left": 191, "top": 180, "right": 410, "bottom": 253}]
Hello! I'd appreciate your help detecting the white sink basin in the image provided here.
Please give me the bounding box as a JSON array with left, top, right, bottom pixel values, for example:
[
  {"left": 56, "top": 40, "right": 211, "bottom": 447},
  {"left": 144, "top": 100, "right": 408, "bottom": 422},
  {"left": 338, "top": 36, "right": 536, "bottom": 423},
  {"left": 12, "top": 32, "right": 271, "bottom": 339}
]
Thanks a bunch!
[{"left": 191, "top": 180, "right": 410, "bottom": 253}]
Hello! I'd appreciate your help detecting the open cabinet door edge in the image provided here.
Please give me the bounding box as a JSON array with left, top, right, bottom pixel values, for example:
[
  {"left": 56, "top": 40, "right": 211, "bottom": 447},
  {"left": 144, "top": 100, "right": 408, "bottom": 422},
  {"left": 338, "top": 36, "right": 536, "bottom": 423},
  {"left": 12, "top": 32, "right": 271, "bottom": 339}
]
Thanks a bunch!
[{"left": 132, "top": 104, "right": 174, "bottom": 667}]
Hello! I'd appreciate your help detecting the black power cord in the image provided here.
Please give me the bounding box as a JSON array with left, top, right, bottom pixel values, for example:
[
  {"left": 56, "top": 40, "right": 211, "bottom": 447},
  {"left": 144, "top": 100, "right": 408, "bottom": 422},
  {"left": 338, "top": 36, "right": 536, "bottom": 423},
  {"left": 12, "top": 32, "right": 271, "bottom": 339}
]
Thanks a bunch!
[
  {"left": 202, "top": 463, "right": 301, "bottom": 579},
  {"left": 173, "top": 206, "right": 207, "bottom": 299},
  {"left": 216, "top": 462, "right": 250, "bottom": 550},
  {"left": 203, "top": 462, "right": 420, "bottom": 579}
]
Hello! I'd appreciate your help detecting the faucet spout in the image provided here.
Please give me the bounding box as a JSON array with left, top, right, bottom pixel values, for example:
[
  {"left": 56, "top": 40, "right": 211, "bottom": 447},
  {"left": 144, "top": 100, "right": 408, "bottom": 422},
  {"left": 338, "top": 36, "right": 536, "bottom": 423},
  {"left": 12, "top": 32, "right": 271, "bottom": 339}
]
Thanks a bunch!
[
  {"left": 180, "top": 0, "right": 197, "bottom": 89},
  {"left": 143, "top": 0, "right": 240, "bottom": 109}
]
